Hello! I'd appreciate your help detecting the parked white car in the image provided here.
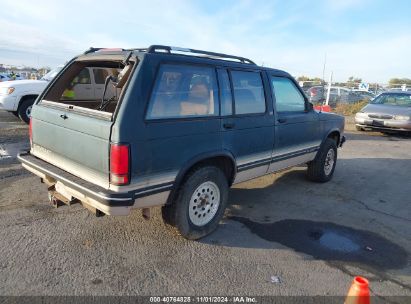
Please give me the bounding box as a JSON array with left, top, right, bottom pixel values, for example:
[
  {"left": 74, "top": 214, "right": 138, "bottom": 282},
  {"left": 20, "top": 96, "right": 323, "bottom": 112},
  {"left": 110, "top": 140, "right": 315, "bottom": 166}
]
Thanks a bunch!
[
  {"left": 0, "top": 67, "right": 62, "bottom": 123},
  {"left": 0, "top": 66, "right": 116, "bottom": 123}
]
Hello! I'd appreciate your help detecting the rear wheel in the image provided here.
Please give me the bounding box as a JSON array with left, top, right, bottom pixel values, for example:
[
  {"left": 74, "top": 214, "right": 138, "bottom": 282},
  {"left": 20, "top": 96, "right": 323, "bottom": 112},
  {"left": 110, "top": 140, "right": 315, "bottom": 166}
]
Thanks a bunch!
[
  {"left": 307, "top": 138, "right": 337, "bottom": 183},
  {"left": 162, "top": 166, "right": 228, "bottom": 240},
  {"left": 18, "top": 97, "right": 36, "bottom": 124}
]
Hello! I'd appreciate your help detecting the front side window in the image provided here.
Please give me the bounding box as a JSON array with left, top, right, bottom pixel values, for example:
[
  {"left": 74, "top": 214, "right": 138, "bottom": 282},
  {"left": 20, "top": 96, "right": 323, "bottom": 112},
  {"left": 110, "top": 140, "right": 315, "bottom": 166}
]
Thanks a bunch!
[
  {"left": 147, "top": 64, "right": 218, "bottom": 119},
  {"left": 271, "top": 77, "right": 306, "bottom": 112},
  {"left": 231, "top": 71, "right": 266, "bottom": 115}
]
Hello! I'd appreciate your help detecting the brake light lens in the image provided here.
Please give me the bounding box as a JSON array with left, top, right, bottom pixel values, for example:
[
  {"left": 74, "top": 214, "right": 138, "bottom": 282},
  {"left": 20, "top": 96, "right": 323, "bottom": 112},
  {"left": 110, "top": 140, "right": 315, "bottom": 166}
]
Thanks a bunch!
[
  {"left": 110, "top": 143, "right": 130, "bottom": 185},
  {"left": 29, "top": 118, "right": 33, "bottom": 146}
]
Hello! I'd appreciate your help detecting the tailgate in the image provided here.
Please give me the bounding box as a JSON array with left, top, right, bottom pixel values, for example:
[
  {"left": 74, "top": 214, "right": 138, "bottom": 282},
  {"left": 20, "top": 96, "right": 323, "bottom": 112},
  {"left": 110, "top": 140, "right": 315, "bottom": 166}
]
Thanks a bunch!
[{"left": 30, "top": 103, "right": 112, "bottom": 189}]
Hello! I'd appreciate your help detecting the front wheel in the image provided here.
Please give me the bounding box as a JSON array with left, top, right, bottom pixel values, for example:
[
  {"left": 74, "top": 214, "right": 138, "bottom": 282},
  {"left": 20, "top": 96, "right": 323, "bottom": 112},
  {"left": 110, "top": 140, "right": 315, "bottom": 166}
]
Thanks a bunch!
[
  {"left": 18, "top": 97, "right": 36, "bottom": 124},
  {"left": 162, "top": 166, "right": 229, "bottom": 240},
  {"left": 307, "top": 138, "right": 337, "bottom": 183}
]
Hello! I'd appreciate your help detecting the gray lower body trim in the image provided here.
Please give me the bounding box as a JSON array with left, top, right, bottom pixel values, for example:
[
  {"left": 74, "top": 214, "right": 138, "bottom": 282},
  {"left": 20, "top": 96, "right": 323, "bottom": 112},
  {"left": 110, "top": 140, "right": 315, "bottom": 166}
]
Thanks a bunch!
[{"left": 234, "top": 148, "right": 318, "bottom": 184}]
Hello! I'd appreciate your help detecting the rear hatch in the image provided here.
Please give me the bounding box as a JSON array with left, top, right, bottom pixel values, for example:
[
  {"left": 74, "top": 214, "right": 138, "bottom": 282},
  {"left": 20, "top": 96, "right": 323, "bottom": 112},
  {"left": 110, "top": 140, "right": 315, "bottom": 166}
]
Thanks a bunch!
[{"left": 30, "top": 51, "right": 136, "bottom": 189}]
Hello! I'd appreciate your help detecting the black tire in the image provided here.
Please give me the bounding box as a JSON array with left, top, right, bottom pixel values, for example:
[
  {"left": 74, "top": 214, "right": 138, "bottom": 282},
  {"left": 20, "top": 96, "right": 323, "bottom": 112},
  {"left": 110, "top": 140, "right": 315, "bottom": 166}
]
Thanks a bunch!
[
  {"left": 18, "top": 97, "right": 36, "bottom": 124},
  {"left": 355, "top": 125, "right": 363, "bottom": 131},
  {"left": 161, "top": 166, "right": 229, "bottom": 240},
  {"left": 9, "top": 111, "right": 19, "bottom": 117},
  {"left": 307, "top": 138, "right": 337, "bottom": 183}
]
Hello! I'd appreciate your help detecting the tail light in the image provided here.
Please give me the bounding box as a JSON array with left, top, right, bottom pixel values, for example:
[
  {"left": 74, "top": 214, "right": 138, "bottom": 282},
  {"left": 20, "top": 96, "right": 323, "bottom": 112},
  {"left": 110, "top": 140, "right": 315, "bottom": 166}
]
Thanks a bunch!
[
  {"left": 110, "top": 143, "right": 130, "bottom": 185},
  {"left": 29, "top": 118, "right": 33, "bottom": 147}
]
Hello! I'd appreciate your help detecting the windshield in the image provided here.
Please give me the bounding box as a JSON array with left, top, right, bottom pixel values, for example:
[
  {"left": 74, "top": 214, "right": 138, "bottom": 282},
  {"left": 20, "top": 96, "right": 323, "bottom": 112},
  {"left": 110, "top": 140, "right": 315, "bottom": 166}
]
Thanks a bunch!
[
  {"left": 41, "top": 66, "right": 63, "bottom": 81},
  {"left": 371, "top": 93, "right": 411, "bottom": 106}
]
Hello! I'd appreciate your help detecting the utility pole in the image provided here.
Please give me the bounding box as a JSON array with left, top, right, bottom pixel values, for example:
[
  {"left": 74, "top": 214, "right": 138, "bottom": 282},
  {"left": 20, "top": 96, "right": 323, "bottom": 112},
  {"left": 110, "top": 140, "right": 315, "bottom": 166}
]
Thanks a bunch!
[
  {"left": 325, "top": 71, "right": 333, "bottom": 106},
  {"left": 322, "top": 53, "right": 327, "bottom": 84}
]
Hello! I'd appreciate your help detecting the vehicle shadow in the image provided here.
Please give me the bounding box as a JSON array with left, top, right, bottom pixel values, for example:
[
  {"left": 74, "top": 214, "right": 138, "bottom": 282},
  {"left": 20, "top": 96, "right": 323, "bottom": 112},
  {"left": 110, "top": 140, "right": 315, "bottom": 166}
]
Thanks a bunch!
[{"left": 202, "top": 158, "right": 411, "bottom": 272}]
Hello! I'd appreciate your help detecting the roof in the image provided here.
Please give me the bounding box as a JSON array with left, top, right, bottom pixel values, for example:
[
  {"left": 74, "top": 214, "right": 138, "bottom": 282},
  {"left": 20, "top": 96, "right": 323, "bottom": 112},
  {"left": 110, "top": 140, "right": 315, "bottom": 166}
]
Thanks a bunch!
[
  {"left": 384, "top": 90, "right": 411, "bottom": 95},
  {"left": 78, "top": 45, "right": 290, "bottom": 76}
]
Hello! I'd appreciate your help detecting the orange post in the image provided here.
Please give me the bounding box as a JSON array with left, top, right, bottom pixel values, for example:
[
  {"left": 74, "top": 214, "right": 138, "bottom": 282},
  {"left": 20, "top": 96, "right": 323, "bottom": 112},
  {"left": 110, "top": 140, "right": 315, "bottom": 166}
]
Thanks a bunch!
[
  {"left": 345, "top": 276, "right": 370, "bottom": 304},
  {"left": 313, "top": 105, "right": 331, "bottom": 112}
]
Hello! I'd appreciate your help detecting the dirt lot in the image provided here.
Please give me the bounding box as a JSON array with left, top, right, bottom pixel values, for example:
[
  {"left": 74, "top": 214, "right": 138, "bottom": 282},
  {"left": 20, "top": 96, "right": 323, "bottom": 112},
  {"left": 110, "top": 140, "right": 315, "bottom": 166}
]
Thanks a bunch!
[{"left": 0, "top": 110, "right": 410, "bottom": 299}]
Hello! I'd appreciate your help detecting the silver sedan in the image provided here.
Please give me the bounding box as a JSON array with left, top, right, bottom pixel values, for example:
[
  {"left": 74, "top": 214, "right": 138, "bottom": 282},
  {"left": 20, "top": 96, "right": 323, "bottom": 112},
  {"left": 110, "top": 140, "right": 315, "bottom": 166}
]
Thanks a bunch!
[{"left": 355, "top": 91, "right": 411, "bottom": 132}]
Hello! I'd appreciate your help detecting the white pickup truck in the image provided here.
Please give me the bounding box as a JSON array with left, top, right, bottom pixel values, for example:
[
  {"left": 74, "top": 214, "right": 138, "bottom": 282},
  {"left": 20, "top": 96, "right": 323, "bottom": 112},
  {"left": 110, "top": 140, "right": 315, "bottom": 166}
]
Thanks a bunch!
[{"left": 0, "top": 66, "right": 117, "bottom": 123}]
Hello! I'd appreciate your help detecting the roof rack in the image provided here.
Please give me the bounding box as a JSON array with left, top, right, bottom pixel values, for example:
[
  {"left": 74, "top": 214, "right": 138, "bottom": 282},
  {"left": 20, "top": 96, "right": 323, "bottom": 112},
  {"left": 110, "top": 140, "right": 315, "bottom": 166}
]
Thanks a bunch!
[
  {"left": 146, "top": 45, "right": 256, "bottom": 65},
  {"left": 83, "top": 45, "right": 256, "bottom": 65},
  {"left": 83, "top": 47, "right": 128, "bottom": 54}
]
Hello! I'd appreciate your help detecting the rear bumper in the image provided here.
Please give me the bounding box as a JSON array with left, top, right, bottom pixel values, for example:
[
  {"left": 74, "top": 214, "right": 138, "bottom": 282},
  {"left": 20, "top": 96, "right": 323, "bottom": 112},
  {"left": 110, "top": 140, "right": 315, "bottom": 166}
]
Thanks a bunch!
[{"left": 18, "top": 151, "right": 135, "bottom": 215}]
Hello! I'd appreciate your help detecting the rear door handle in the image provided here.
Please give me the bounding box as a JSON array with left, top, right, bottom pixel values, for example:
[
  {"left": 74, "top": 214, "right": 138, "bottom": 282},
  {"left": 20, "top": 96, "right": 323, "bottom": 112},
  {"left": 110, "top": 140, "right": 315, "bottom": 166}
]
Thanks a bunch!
[
  {"left": 60, "top": 114, "right": 68, "bottom": 120},
  {"left": 277, "top": 118, "right": 287, "bottom": 123},
  {"left": 223, "top": 123, "right": 235, "bottom": 129}
]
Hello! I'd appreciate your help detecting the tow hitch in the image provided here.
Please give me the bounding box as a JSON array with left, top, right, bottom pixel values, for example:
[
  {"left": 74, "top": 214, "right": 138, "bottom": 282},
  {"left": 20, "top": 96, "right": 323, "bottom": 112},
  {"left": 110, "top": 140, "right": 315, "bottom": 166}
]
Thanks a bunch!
[
  {"left": 47, "top": 185, "right": 80, "bottom": 208},
  {"left": 47, "top": 186, "right": 79, "bottom": 208}
]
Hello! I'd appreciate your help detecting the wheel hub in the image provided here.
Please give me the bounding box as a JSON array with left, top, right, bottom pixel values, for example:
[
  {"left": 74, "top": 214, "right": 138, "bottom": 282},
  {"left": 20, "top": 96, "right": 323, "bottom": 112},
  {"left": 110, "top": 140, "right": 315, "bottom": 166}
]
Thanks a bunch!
[
  {"left": 189, "top": 181, "right": 220, "bottom": 226},
  {"left": 324, "top": 148, "right": 335, "bottom": 175}
]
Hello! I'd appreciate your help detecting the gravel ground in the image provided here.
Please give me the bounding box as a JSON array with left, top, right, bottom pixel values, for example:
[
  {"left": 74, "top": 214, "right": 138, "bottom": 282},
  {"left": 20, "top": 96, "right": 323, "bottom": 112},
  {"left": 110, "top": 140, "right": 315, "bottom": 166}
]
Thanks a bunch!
[{"left": 0, "top": 110, "right": 410, "bottom": 300}]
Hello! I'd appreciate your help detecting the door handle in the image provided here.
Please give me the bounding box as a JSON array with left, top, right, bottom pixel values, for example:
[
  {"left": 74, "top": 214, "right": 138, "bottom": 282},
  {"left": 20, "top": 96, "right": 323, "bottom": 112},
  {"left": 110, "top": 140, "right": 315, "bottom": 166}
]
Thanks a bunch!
[
  {"left": 60, "top": 114, "right": 68, "bottom": 120},
  {"left": 277, "top": 118, "right": 287, "bottom": 123},
  {"left": 223, "top": 122, "right": 235, "bottom": 129}
]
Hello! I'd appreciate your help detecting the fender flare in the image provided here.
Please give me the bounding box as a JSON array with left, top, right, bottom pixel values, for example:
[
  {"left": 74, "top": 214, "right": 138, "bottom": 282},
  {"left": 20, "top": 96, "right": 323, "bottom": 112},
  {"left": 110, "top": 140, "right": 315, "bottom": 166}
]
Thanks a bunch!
[
  {"left": 322, "top": 128, "right": 341, "bottom": 145},
  {"left": 165, "top": 150, "right": 237, "bottom": 205},
  {"left": 15, "top": 92, "right": 40, "bottom": 111}
]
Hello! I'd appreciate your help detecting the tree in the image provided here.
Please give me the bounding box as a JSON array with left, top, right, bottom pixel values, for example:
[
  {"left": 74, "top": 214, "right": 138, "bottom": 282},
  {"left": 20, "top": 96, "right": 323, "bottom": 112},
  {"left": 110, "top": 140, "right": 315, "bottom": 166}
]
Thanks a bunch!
[
  {"left": 297, "top": 76, "right": 324, "bottom": 84},
  {"left": 388, "top": 78, "right": 411, "bottom": 87},
  {"left": 347, "top": 76, "right": 362, "bottom": 84},
  {"left": 297, "top": 76, "right": 310, "bottom": 81}
]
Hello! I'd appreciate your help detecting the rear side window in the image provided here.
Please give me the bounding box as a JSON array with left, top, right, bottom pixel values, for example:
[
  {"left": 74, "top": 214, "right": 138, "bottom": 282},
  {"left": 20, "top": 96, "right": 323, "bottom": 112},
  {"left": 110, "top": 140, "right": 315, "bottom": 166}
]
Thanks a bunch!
[
  {"left": 146, "top": 64, "right": 218, "bottom": 119},
  {"left": 271, "top": 77, "right": 305, "bottom": 112},
  {"left": 231, "top": 71, "right": 266, "bottom": 115}
]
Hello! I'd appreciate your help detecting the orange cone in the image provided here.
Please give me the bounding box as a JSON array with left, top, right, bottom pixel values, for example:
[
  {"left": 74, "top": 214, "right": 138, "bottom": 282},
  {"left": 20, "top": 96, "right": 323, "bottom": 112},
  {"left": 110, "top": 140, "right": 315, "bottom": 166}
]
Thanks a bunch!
[{"left": 345, "top": 276, "right": 370, "bottom": 304}]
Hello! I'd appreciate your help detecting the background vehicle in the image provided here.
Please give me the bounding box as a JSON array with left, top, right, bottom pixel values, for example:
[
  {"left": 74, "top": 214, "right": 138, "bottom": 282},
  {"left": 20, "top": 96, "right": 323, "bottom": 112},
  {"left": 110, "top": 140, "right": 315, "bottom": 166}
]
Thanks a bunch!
[
  {"left": 355, "top": 91, "right": 411, "bottom": 132},
  {"left": 351, "top": 90, "right": 375, "bottom": 101},
  {"left": 0, "top": 66, "right": 115, "bottom": 123},
  {"left": 307, "top": 85, "right": 326, "bottom": 104},
  {"left": 0, "top": 73, "right": 11, "bottom": 82},
  {"left": 18, "top": 46, "right": 345, "bottom": 240}
]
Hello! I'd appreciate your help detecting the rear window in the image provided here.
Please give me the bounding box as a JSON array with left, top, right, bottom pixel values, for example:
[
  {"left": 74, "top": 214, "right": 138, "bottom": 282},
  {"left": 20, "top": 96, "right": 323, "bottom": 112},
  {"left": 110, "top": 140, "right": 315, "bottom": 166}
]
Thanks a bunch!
[
  {"left": 146, "top": 64, "right": 218, "bottom": 119},
  {"left": 42, "top": 60, "right": 131, "bottom": 113}
]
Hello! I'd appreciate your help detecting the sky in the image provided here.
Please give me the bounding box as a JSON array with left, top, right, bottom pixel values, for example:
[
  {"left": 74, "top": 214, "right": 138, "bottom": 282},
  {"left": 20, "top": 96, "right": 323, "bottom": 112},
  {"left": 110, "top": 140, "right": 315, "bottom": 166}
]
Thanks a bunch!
[{"left": 0, "top": 0, "right": 410, "bottom": 83}]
